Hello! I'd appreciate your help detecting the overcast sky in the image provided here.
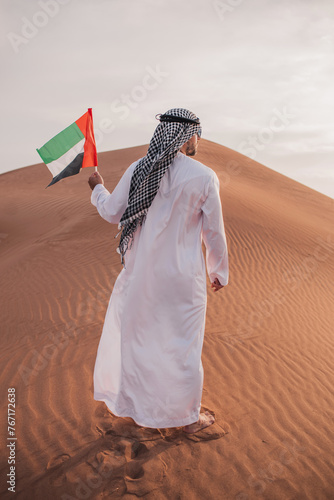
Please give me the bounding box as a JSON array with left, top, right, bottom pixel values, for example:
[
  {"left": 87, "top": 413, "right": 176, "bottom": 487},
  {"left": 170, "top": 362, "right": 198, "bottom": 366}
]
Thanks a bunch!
[{"left": 1, "top": 0, "right": 333, "bottom": 198}]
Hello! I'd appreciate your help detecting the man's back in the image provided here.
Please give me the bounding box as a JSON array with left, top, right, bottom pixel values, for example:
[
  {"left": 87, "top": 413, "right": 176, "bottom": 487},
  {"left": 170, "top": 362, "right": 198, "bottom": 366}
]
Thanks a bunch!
[
  {"left": 90, "top": 108, "right": 228, "bottom": 430},
  {"left": 124, "top": 152, "right": 227, "bottom": 286},
  {"left": 92, "top": 151, "right": 228, "bottom": 428}
]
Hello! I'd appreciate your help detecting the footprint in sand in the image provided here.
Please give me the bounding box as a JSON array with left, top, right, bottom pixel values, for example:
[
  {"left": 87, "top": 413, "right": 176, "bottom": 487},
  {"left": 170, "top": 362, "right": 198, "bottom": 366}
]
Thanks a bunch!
[
  {"left": 131, "top": 440, "right": 149, "bottom": 459},
  {"left": 46, "top": 453, "right": 70, "bottom": 469},
  {"left": 124, "top": 454, "right": 166, "bottom": 497},
  {"left": 92, "top": 405, "right": 227, "bottom": 496},
  {"left": 125, "top": 461, "right": 145, "bottom": 480},
  {"left": 47, "top": 454, "right": 71, "bottom": 487}
]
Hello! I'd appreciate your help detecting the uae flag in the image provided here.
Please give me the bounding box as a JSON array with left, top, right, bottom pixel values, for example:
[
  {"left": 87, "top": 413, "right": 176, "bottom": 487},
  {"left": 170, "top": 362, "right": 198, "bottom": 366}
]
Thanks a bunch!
[{"left": 37, "top": 108, "right": 98, "bottom": 187}]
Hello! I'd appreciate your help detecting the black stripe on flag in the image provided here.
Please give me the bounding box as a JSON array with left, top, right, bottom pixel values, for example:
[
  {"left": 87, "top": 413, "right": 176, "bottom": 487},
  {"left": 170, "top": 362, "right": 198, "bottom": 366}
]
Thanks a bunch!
[{"left": 46, "top": 152, "right": 84, "bottom": 188}]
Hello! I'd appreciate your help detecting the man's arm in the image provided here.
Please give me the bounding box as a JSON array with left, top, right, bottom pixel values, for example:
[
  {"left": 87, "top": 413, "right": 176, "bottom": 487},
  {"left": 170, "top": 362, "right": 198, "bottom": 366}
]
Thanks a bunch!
[
  {"left": 88, "top": 163, "right": 137, "bottom": 224},
  {"left": 201, "top": 173, "right": 229, "bottom": 291}
]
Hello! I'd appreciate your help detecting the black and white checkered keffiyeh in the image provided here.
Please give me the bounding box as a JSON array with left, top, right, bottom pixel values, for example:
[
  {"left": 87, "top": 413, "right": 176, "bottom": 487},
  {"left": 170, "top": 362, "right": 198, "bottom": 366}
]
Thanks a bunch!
[{"left": 117, "top": 108, "right": 202, "bottom": 264}]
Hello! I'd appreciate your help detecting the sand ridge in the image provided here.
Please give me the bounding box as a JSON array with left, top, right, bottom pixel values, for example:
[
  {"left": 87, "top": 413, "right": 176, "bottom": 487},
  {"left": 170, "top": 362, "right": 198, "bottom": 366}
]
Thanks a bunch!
[{"left": 0, "top": 140, "right": 333, "bottom": 499}]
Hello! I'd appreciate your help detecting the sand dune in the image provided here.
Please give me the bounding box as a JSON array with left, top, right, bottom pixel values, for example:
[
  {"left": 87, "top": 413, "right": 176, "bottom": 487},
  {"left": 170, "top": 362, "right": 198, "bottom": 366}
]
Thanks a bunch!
[{"left": 0, "top": 140, "right": 333, "bottom": 499}]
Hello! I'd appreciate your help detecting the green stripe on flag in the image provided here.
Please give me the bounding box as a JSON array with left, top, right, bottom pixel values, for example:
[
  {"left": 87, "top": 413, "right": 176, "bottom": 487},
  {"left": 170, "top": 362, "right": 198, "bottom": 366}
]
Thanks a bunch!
[{"left": 37, "top": 122, "right": 84, "bottom": 164}]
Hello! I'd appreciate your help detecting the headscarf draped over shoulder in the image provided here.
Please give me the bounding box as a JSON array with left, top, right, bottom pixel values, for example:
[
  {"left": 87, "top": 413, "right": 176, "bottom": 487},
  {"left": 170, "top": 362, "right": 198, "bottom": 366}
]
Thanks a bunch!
[{"left": 117, "top": 108, "right": 202, "bottom": 264}]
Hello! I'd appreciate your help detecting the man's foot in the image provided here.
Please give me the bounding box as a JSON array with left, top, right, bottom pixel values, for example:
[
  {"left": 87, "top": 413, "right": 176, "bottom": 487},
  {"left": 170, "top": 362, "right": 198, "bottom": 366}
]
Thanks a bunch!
[{"left": 183, "top": 411, "right": 215, "bottom": 434}]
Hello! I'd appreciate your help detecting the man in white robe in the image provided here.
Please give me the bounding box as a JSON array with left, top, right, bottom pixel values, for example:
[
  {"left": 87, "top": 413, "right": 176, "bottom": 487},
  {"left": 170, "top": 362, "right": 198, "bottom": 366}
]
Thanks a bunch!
[{"left": 88, "top": 109, "right": 228, "bottom": 433}]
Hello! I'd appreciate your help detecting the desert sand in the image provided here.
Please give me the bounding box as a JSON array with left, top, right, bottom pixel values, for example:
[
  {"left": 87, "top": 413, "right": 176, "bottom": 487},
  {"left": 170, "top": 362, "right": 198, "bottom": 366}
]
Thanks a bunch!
[{"left": 0, "top": 139, "right": 333, "bottom": 499}]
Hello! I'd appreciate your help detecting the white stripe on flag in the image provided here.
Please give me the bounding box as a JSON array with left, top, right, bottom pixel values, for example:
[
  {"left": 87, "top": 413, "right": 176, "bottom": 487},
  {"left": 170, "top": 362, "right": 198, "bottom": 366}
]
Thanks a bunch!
[{"left": 46, "top": 139, "right": 85, "bottom": 177}]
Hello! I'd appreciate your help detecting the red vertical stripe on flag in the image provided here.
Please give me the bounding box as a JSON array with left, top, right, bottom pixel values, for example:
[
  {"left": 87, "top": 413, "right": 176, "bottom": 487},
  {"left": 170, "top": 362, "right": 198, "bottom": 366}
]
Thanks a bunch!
[{"left": 75, "top": 108, "right": 98, "bottom": 168}]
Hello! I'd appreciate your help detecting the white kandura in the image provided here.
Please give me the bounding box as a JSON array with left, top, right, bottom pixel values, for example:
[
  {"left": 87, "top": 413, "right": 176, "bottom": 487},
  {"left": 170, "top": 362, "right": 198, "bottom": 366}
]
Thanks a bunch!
[{"left": 91, "top": 151, "right": 229, "bottom": 428}]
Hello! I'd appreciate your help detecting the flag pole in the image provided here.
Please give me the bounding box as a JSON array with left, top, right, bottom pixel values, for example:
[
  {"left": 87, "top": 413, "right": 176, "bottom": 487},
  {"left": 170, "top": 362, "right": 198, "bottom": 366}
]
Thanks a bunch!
[{"left": 89, "top": 108, "right": 98, "bottom": 173}]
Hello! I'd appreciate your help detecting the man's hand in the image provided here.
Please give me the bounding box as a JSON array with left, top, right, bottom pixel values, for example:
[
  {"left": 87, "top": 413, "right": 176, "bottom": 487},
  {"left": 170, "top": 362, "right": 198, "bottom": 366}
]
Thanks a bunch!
[
  {"left": 211, "top": 278, "right": 224, "bottom": 293},
  {"left": 88, "top": 171, "right": 104, "bottom": 190}
]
